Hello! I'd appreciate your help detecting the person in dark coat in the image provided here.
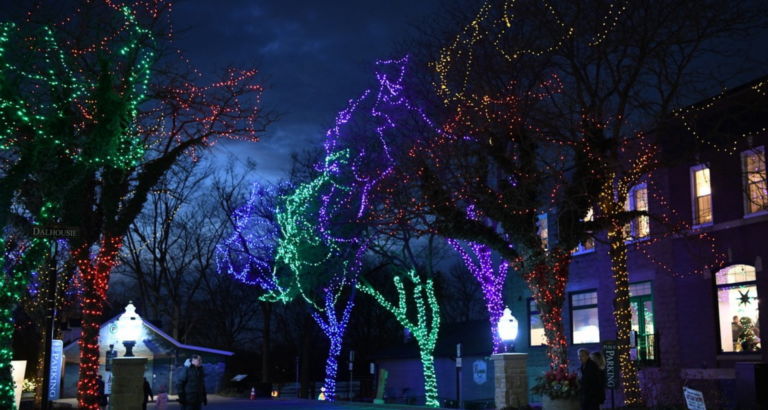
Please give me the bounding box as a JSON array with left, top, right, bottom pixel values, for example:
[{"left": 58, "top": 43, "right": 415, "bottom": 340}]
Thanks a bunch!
[
  {"left": 143, "top": 377, "right": 154, "bottom": 410},
  {"left": 177, "top": 354, "right": 208, "bottom": 409},
  {"left": 97, "top": 374, "right": 108, "bottom": 410},
  {"left": 578, "top": 348, "right": 602, "bottom": 410}
]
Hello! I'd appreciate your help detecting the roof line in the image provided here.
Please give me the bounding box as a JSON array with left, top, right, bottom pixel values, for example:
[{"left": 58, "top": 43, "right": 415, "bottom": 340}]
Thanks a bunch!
[{"left": 62, "top": 315, "right": 234, "bottom": 357}]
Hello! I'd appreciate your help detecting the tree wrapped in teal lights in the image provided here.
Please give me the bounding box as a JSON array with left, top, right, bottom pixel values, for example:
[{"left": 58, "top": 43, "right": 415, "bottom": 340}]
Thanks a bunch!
[
  {"left": 360, "top": 269, "right": 440, "bottom": 407},
  {"left": 270, "top": 149, "right": 367, "bottom": 400}
]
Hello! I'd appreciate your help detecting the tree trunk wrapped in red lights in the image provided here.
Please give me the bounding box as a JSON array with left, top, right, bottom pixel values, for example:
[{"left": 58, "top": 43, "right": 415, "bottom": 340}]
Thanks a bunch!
[
  {"left": 522, "top": 249, "right": 572, "bottom": 371},
  {"left": 0, "top": 1, "right": 273, "bottom": 409}
]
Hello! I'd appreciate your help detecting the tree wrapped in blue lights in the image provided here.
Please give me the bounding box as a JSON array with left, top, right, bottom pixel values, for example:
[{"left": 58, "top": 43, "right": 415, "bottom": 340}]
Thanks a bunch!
[
  {"left": 216, "top": 182, "right": 289, "bottom": 294},
  {"left": 312, "top": 282, "right": 355, "bottom": 401}
]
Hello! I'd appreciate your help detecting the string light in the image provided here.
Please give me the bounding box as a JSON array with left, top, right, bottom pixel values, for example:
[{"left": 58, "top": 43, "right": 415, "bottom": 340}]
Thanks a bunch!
[
  {"left": 1, "top": 1, "right": 270, "bottom": 408},
  {"left": 360, "top": 270, "right": 441, "bottom": 408}
]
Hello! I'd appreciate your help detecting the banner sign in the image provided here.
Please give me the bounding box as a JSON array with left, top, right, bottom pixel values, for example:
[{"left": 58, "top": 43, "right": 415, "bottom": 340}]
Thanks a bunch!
[
  {"left": 49, "top": 340, "right": 64, "bottom": 400},
  {"left": 602, "top": 340, "right": 618, "bottom": 389}
]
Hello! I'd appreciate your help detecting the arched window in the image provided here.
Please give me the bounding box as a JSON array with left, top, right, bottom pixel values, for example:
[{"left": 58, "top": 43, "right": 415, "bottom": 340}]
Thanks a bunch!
[{"left": 716, "top": 265, "right": 759, "bottom": 353}]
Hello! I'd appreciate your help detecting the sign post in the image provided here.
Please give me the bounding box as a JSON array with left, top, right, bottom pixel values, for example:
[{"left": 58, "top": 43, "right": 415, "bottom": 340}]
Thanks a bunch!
[
  {"left": 456, "top": 343, "right": 463, "bottom": 409},
  {"left": 48, "top": 340, "right": 64, "bottom": 401},
  {"left": 602, "top": 340, "right": 619, "bottom": 410},
  {"left": 32, "top": 224, "right": 79, "bottom": 410}
]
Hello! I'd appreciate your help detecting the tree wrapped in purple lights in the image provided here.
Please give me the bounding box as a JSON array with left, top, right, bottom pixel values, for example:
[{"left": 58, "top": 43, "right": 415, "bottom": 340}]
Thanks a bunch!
[
  {"left": 446, "top": 207, "right": 509, "bottom": 353},
  {"left": 320, "top": 56, "right": 447, "bottom": 407}
]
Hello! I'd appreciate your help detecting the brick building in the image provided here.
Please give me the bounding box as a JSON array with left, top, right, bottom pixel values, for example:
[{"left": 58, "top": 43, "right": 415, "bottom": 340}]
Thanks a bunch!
[
  {"left": 506, "top": 77, "right": 768, "bottom": 406},
  {"left": 373, "top": 78, "right": 766, "bottom": 407}
]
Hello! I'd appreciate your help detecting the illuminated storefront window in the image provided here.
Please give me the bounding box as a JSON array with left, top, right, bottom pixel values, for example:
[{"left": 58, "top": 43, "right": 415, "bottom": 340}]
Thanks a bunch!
[{"left": 716, "top": 265, "right": 760, "bottom": 353}]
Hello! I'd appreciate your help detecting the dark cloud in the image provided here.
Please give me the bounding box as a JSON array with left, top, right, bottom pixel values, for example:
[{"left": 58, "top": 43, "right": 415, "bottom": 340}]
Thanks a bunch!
[{"left": 173, "top": 0, "right": 443, "bottom": 181}]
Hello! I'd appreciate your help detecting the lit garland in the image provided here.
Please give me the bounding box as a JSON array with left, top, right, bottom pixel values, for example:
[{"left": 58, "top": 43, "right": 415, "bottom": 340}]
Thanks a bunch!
[{"left": 359, "top": 270, "right": 440, "bottom": 408}]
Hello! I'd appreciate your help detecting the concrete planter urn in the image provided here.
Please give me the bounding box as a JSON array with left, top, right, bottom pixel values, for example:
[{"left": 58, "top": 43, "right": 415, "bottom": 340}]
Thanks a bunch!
[{"left": 540, "top": 396, "right": 579, "bottom": 410}]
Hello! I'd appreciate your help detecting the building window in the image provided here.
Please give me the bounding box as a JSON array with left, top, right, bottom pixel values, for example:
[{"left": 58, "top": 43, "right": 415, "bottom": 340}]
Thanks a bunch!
[
  {"left": 691, "top": 165, "right": 713, "bottom": 226},
  {"left": 538, "top": 213, "right": 548, "bottom": 251},
  {"left": 571, "top": 291, "right": 600, "bottom": 344},
  {"left": 716, "top": 265, "right": 759, "bottom": 353},
  {"left": 528, "top": 299, "right": 546, "bottom": 347},
  {"left": 629, "top": 282, "right": 656, "bottom": 363},
  {"left": 574, "top": 208, "right": 595, "bottom": 254},
  {"left": 742, "top": 147, "right": 767, "bottom": 215},
  {"left": 624, "top": 184, "right": 649, "bottom": 240}
]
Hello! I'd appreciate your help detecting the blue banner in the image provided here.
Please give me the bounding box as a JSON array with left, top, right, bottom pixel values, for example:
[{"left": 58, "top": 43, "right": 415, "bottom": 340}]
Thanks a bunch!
[{"left": 49, "top": 340, "right": 63, "bottom": 400}]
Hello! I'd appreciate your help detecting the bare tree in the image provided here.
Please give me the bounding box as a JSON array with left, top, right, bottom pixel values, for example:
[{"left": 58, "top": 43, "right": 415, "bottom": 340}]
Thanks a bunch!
[
  {"left": 435, "top": 263, "right": 487, "bottom": 324},
  {"left": 119, "top": 158, "right": 255, "bottom": 343}
]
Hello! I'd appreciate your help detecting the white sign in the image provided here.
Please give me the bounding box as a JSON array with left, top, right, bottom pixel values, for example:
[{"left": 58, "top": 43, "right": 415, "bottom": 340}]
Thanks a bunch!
[
  {"left": 472, "top": 360, "right": 487, "bottom": 385},
  {"left": 683, "top": 387, "right": 706, "bottom": 410},
  {"left": 12, "top": 360, "right": 26, "bottom": 410}
]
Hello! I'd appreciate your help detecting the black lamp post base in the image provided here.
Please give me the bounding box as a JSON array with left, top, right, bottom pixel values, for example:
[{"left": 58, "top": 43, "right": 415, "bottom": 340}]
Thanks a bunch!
[{"left": 123, "top": 341, "right": 136, "bottom": 357}]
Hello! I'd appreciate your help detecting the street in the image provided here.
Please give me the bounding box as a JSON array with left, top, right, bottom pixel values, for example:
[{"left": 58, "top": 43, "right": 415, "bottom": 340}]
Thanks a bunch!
[{"left": 51, "top": 396, "right": 427, "bottom": 410}]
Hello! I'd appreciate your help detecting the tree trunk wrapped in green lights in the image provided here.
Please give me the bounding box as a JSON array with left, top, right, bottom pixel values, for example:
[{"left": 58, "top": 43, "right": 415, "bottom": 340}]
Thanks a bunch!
[{"left": 360, "top": 270, "right": 440, "bottom": 408}]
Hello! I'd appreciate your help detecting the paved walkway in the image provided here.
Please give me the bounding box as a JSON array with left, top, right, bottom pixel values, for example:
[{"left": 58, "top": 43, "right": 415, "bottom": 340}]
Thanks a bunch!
[{"left": 51, "top": 396, "right": 434, "bottom": 410}]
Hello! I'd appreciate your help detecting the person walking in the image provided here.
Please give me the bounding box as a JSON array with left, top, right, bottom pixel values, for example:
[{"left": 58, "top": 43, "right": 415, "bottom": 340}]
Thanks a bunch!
[
  {"left": 97, "top": 374, "right": 108, "bottom": 410},
  {"left": 590, "top": 351, "right": 607, "bottom": 407},
  {"left": 578, "top": 348, "right": 602, "bottom": 410},
  {"left": 143, "top": 377, "right": 154, "bottom": 410},
  {"left": 155, "top": 385, "right": 169, "bottom": 410},
  {"left": 177, "top": 354, "right": 208, "bottom": 409}
]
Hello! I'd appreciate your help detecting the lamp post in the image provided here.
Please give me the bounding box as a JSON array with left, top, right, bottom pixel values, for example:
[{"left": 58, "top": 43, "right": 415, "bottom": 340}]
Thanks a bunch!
[
  {"left": 492, "top": 307, "right": 527, "bottom": 409},
  {"left": 498, "top": 307, "right": 519, "bottom": 352},
  {"left": 117, "top": 302, "right": 143, "bottom": 357}
]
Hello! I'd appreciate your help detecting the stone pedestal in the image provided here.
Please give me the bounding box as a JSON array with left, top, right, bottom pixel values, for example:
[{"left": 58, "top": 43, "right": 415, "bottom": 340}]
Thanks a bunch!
[
  {"left": 492, "top": 353, "right": 528, "bottom": 409},
  {"left": 111, "top": 357, "right": 147, "bottom": 410}
]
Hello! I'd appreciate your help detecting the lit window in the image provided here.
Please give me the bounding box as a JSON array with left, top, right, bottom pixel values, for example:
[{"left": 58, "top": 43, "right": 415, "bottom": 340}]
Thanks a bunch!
[
  {"left": 538, "top": 214, "right": 548, "bottom": 251},
  {"left": 691, "top": 165, "right": 713, "bottom": 225},
  {"left": 624, "top": 184, "right": 649, "bottom": 240},
  {"left": 742, "top": 147, "right": 767, "bottom": 215},
  {"left": 629, "top": 282, "right": 656, "bottom": 363},
  {"left": 574, "top": 208, "right": 595, "bottom": 254},
  {"left": 528, "top": 299, "right": 546, "bottom": 347},
  {"left": 571, "top": 291, "right": 600, "bottom": 344},
  {"left": 716, "top": 265, "right": 759, "bottom": 353}
]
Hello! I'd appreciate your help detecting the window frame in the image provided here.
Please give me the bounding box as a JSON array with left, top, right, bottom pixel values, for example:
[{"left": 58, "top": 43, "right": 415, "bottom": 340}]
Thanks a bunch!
[
  {"left": 741, "top": 146, "right": 767, "bottom": 217},
  {"left": 629, "top": 281, "right": 657, "bottom": 364},
  {"left": 569, "top": 290, "right": 600, "bottom": 345},
  {"left": 714, "top": 265, "right": 759, "bottom": 354},
  {"left": 573, "top": 208, "right": 595, "bottom": 255},
  {"left": 537, "top": 213, "right": 549, "bottom": 251},
  {"left": 624, "top": 183, "right": 650, "bottom": 242},
  {"left": 528, "top": 298, "right": 546, "bottom": 347},
  {"left": 690, "top": 164, "right": 714, "bottom": 227}
]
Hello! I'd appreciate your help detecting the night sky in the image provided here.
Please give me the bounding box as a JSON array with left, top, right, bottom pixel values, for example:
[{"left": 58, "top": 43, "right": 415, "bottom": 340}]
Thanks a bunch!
[{"left": 171, "top": 0, "right": 443, "bottom": 182}]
